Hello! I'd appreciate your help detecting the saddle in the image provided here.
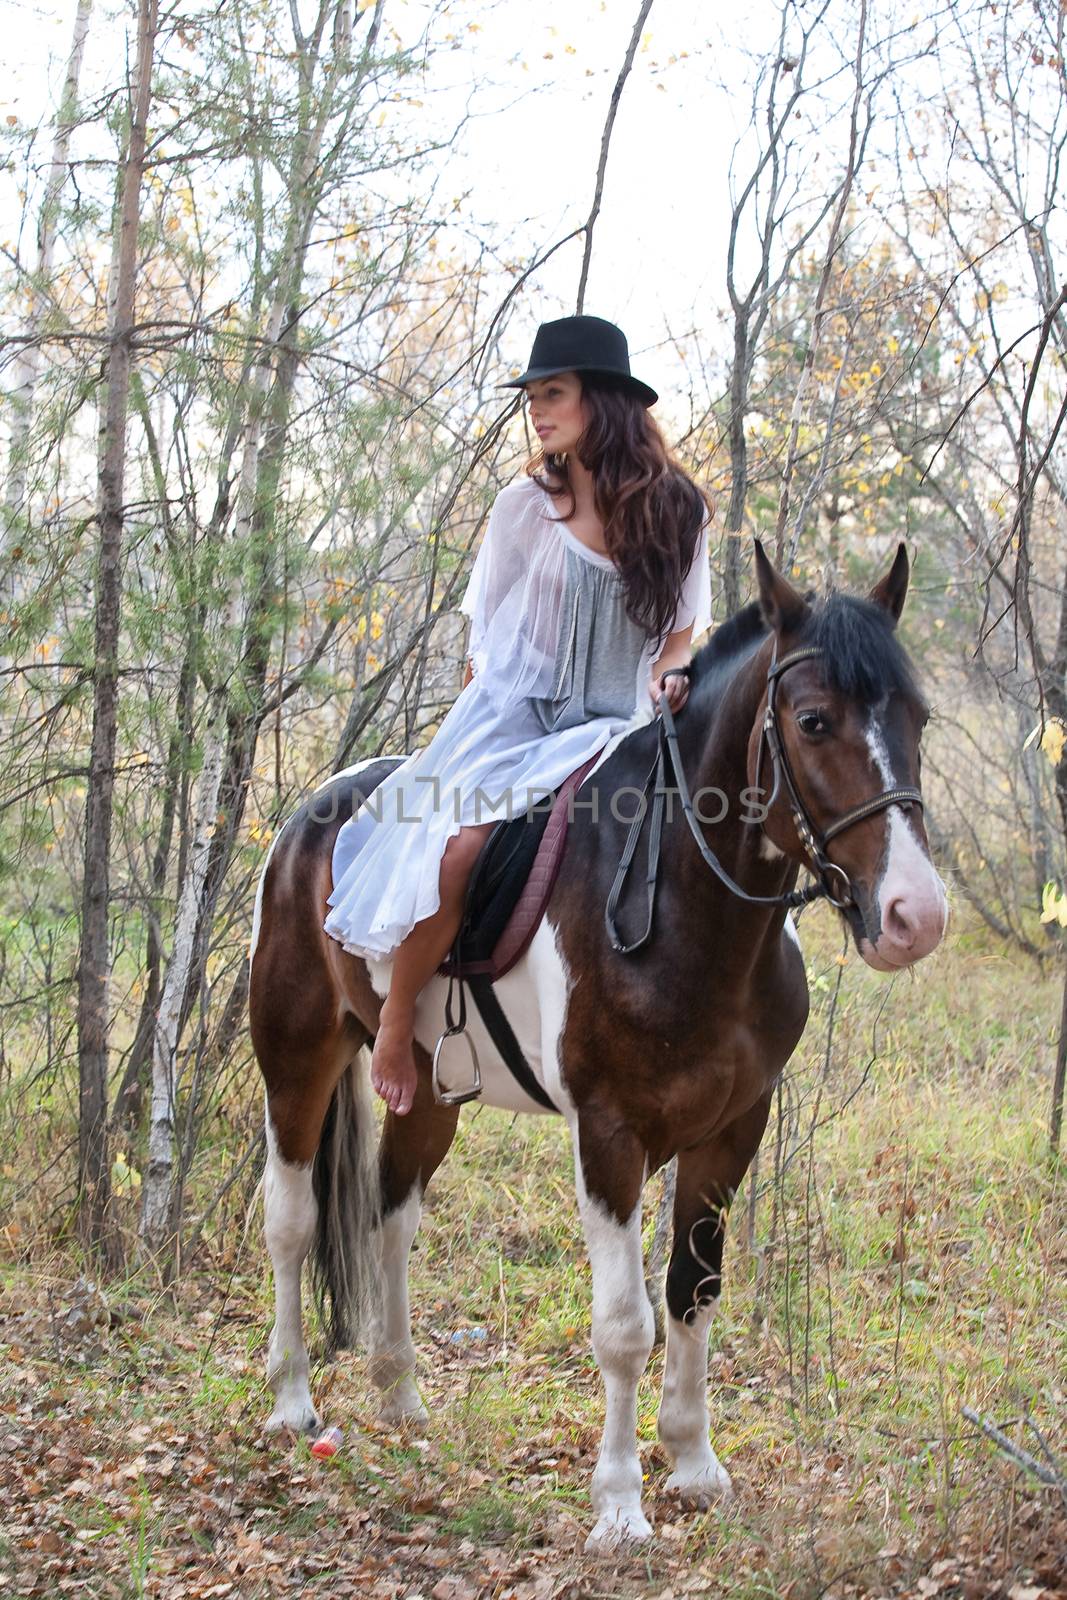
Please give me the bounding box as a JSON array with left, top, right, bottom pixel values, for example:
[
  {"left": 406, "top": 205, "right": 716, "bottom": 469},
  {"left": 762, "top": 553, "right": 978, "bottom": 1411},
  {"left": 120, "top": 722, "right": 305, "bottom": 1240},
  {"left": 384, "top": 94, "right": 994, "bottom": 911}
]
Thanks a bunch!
[{"left": 430, "top": 748, "right": 604, "bottom": 1109}]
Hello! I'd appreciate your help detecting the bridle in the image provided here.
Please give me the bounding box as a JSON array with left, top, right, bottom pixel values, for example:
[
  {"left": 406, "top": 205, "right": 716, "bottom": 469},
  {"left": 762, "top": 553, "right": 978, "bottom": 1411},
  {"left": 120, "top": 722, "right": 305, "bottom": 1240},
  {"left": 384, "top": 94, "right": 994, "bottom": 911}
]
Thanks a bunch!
[{"left": 605, "top": 643, "right": 924, "bottom": 955}]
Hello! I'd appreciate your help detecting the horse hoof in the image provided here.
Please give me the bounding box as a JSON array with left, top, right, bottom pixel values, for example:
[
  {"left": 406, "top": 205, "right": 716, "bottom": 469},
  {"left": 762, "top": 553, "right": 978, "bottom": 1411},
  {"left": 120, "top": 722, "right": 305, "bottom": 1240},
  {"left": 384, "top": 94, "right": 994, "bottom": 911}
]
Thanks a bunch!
[
  {"left": 584, "top": 1507, "right": 653, "bottom": 1553},
  {"left": 265, "top": 1401, "right": 321, "bottom": 1437},
  {"left": 664, "top": 1462, "right": 733, "bottom": 1507},
  {"left": 378, "top": 1390, "right": 429, "bottom": 1430}
]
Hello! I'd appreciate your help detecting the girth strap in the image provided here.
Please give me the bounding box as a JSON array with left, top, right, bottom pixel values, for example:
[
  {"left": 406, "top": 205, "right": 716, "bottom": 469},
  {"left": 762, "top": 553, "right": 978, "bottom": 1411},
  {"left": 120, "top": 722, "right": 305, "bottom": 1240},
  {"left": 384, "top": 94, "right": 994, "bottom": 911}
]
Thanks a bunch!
[{"left": 468, "top": 974, "right": 557, "bottom": 1111}]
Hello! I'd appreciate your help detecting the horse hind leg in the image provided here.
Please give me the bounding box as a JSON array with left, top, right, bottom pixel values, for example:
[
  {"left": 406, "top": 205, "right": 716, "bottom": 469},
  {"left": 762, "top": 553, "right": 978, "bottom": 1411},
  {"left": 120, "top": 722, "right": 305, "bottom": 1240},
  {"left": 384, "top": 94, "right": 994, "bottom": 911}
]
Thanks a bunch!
[
  {"left": 657, "top": 1093, "right": 772, "bottom": 1505},
  {"left": 262, "top": 1025, "right": 376, "bottom": 1435},
  {"left": 263, "top": 1109, "right": 321, "bottom": 1435},
  {"left": 368, "top": 1184, "right": 426, "bottom": 1426},
  {"left": 367, "top": 1052, "right": 461, "bottom": 1427}
]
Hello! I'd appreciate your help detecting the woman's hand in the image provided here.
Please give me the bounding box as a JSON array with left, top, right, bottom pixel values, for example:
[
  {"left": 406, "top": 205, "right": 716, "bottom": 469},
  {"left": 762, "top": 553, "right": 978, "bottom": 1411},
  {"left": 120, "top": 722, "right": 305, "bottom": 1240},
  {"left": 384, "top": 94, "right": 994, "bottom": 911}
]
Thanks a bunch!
[{"left": 648, "top": 665, "right": 689, "bottom": 715}]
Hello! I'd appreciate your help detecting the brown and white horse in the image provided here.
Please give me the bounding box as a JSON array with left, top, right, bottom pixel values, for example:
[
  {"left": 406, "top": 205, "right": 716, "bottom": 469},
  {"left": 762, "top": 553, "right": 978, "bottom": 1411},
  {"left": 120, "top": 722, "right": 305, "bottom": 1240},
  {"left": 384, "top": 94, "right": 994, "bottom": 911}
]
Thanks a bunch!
[{"left": 248, "top": 545, "right": 947, "bottom": 1549}]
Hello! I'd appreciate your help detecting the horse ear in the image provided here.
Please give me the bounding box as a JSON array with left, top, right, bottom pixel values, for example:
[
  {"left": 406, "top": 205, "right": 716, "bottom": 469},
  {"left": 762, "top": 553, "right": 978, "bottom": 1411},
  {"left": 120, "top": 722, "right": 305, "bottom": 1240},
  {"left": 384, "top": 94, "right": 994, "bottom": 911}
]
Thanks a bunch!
[
  {"left": 869, "top": 543, "right": 909, "bottom": 625},
  {"left": 754, "top": 540, "right": 810, "bottom": 633}
]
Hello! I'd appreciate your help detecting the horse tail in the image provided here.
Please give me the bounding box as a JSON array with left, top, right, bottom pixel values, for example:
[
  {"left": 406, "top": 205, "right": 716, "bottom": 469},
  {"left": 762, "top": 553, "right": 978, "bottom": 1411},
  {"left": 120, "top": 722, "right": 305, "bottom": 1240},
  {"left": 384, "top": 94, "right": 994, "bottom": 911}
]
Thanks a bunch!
[{"left": 310, "top": 1044, "right": 382, "bottom": 1352}]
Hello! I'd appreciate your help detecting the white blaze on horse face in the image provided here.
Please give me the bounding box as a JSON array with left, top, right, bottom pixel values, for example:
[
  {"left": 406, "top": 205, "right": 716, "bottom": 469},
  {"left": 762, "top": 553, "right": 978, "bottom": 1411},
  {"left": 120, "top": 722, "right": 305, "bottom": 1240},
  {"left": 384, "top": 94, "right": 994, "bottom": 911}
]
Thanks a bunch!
[
  {"left": 368, "top": 1188, "right": 428, "bottom": 1426},
  {"left": 658, "top": 1307, "right": 733, "bottom": 1506},
  {"left": 263, "top": 1109, "right": 320, "bottom": 1435},
  {"left": 862, "top": 716, "right": 947, "bottom": 970},
  {"left": 576, "top": 1173, "right": 655, "bottom": 1551}
]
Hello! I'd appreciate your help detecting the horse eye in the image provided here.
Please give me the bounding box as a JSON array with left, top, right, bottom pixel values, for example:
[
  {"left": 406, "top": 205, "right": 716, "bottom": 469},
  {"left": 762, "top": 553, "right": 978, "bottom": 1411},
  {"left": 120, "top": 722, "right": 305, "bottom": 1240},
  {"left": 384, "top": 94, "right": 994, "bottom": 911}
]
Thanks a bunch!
[{"left": 796, "top": 710, "right": 827, "bottom": 736}]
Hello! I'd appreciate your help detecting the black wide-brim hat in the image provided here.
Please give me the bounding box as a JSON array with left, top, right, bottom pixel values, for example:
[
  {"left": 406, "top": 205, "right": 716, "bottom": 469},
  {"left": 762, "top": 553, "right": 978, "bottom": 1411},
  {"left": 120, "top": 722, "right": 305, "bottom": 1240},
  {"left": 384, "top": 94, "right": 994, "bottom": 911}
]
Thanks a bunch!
[{"left": 498, "top": 314, "right": 658, "bottom": 408}]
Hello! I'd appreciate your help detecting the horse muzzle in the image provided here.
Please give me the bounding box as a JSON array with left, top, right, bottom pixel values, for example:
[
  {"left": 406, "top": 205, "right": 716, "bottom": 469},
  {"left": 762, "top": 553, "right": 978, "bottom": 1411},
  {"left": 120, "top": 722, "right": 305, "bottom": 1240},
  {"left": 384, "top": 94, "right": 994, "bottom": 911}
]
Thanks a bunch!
[{"left": 851, "top": 811, "right": 948, "bottom": 971}]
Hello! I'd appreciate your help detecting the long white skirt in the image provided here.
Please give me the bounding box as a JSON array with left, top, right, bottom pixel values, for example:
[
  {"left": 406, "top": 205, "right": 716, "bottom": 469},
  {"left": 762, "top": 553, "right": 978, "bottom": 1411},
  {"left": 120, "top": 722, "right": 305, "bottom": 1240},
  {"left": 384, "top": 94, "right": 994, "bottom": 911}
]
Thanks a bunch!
[{"left": 323, "top": 674, "right": 641, "bottom": 962}]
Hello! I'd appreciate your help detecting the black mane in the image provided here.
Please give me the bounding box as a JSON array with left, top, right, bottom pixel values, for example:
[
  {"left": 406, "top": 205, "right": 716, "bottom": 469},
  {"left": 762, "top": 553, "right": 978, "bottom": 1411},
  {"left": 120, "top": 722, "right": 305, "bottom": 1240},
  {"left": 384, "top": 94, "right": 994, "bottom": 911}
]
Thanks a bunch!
[
  {"left": 798, "top": 594, "right": 921, "bottom": 704},
  {"left": 686, "top": 591, "right": 922, "bottom": 711},
  {"left": 687, "top": 601, "right": 768, "bottom": 710}
]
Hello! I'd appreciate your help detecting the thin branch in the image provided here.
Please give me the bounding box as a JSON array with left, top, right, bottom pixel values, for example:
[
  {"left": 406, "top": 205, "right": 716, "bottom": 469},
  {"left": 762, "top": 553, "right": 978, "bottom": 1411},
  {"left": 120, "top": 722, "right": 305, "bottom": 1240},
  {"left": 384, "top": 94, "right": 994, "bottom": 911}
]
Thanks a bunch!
[
  {"left": 961, "top": 1406, "right": 1067, "bottom": 1503},
  {"left": 576, "top": 0, "right": 655, "bottom": 313}
]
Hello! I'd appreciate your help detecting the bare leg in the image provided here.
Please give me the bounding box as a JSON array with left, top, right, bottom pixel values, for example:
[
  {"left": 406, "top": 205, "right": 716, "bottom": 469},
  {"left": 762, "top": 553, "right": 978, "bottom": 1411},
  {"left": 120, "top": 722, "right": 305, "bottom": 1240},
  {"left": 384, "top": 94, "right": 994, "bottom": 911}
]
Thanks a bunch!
[{"left": 371, "top": 821, "right": 495, "bottom": 1115}]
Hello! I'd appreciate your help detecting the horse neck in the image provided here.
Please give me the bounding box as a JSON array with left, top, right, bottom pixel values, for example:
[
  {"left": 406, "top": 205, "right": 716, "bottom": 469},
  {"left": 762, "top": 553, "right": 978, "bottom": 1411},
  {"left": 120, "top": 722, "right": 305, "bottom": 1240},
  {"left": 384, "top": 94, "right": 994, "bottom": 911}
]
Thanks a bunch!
[{"left": 662, "top": 637, "right": 798, "bottom": 940}]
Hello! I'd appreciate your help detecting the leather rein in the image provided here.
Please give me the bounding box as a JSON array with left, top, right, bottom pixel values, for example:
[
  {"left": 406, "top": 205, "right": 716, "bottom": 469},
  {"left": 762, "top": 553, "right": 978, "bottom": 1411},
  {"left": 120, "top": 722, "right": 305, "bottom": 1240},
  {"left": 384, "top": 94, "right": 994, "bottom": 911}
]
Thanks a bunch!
[{"left": 605, "top": 643, "right": 924, "bottom": 955}]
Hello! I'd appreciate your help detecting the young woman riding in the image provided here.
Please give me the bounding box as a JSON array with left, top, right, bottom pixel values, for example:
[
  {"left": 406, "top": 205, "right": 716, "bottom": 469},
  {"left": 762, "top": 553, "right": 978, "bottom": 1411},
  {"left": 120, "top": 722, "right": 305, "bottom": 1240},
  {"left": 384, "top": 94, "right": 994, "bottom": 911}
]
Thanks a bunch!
[{"left": 322, "top": 313, "right": 713, "bottom": 1115}]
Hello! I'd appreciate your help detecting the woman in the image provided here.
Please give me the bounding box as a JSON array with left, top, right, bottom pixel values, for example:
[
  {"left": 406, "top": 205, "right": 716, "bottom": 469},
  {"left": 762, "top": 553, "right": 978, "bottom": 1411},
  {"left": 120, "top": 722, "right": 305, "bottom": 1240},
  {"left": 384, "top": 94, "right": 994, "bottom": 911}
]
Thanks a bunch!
[{"left": 323, "top": 314, "right": 713, "bottom": 1115}]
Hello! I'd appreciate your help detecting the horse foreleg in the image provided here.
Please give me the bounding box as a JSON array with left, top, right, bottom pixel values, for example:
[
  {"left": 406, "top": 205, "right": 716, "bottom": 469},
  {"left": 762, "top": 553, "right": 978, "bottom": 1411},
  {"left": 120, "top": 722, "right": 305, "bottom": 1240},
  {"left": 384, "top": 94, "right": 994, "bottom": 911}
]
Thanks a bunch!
[
  {"left": 574, "top": 1118, "right": 654, "bottom": 1552},
  {"left": 367, "top": 1066, "right": 460, "bottom": 1427},
  {"left": 657, "top": 1092, "right": 772, "bottom": 1505}
]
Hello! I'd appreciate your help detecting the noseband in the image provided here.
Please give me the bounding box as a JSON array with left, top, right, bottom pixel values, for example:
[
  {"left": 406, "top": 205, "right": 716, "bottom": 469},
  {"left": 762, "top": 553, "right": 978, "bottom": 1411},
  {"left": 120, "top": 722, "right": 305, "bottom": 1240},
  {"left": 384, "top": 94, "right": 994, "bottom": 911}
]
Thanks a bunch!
[{"left": 605, "top": 644, "right": 924, "bottom": 955}]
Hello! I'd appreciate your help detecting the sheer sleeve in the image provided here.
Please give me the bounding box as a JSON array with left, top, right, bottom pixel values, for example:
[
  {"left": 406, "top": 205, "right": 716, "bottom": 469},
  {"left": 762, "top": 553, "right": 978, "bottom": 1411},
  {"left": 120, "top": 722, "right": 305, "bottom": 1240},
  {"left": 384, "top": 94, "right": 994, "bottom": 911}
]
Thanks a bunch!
[
  {"left": 668, "top": 512, "right": 713, "bottom": 641},
  {"left": 458, "top": 511, "right": 494, "bottom": 656},
  {"left": 457, "top": 479, "right": 569, "bottom": 713}
]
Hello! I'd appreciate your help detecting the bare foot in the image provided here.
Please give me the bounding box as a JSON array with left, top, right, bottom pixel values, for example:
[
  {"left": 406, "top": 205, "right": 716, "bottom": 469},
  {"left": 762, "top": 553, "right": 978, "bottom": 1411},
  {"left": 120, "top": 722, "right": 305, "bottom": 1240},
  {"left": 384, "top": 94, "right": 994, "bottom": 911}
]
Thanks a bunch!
[{"left": 370, "top": 1017, "right": 418, "bottom": 1116}]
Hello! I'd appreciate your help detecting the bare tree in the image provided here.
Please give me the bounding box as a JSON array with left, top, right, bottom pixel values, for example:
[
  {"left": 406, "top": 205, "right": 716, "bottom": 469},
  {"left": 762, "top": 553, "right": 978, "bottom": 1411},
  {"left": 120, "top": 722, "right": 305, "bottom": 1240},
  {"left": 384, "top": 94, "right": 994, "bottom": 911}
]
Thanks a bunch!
[
  {"left": 575, "top": 0, "right": 655, "bottom": 315},
  {"left": 77, "top": 0, "right": 159, "bottom": 1258},
  {"left": 719, "top": 0, "right": 849, "bottom": 609},
  {"left": 3, "top": 0, "right": 93, "bottom": 543},
  {"left": 890, "top": 0, "right": 1067, "bottom": 1148}
]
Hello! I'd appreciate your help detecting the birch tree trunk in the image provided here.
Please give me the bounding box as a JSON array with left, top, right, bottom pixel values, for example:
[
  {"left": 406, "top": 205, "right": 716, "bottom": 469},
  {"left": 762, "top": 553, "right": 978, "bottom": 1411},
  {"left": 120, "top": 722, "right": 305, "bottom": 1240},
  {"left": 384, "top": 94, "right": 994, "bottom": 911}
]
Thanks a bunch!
[
  {"left": 76, "top": 0, "right": 157, "bottom": 1258},
  {"left": 4, "top": 0, "right": 93, "bottom": 538},
  {"left": 140, "top": 691, "right": 228, "bottom": 1254},
  {"left": 140, "top": 5, "right": 375, "bottom": 1247},
  {"left": 177, "top": 6, "right": 384, "bottom": 1039}
]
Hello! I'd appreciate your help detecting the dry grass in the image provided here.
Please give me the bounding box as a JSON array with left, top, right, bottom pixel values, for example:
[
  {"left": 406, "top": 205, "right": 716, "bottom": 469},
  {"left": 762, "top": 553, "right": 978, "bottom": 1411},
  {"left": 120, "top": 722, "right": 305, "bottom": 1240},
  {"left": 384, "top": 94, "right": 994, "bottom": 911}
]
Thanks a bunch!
[{"left": 0, "top": 911, "right": 1064, "bottom": 1598}]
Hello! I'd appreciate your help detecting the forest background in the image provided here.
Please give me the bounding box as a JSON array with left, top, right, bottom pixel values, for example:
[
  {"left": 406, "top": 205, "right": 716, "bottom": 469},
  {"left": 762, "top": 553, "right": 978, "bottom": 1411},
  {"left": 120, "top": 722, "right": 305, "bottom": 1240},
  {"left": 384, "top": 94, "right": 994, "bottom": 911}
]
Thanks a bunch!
[{"left": 0, "top": 1, "right": 1064, "bottom": 1596}]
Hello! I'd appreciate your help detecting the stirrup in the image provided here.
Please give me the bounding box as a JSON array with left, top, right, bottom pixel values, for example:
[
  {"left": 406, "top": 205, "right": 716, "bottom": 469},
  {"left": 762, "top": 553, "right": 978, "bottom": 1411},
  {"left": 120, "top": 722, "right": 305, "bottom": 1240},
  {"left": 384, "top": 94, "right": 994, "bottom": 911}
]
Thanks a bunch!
[
  {"left": 431, "top": 958, "right": 481, "bottom": 1106},
  {"left": 431, "top": 1026, "right": 482, "bottom": 1106}
]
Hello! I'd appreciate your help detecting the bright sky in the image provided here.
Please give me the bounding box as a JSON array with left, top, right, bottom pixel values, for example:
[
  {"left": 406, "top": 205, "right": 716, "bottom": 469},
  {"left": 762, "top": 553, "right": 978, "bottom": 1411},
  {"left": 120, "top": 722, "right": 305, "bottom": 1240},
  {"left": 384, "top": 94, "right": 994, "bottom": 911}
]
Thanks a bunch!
[
  {"left": 0, "top": 0, "right": 797, "bottom": 409},
  {"left": 3, "top": 0, "right": 977, "bottom": 437},
  {"left": 414, "top": 0, "right": 750, "bottom": 371}
]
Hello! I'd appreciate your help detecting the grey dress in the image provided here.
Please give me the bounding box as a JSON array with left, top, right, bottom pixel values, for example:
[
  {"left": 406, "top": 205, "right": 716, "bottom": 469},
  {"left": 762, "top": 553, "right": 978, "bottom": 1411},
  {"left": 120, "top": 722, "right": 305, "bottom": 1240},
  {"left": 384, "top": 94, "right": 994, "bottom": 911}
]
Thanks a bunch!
[{"left": 529, "top": 542, "right": 656, "bottom": 733}]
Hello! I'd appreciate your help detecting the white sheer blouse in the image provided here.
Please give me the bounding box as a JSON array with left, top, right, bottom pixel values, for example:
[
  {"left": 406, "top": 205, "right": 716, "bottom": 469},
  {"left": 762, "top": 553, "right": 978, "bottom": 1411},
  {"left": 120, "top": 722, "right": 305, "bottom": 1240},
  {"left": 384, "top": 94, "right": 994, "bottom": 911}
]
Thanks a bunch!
[
  {"left": 323, "top": 474, "right": 713, "bottom": 962},
  {"left": 459, "top": 475, "right": 712, "bottom": 715}
]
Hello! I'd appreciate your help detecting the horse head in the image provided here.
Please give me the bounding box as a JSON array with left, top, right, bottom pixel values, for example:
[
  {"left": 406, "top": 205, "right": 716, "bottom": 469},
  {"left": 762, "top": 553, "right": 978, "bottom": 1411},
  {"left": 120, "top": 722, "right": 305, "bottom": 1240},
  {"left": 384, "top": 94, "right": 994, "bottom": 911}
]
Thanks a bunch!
[{"left": 750, "top": 542, "right": 947, "bottom": 971}]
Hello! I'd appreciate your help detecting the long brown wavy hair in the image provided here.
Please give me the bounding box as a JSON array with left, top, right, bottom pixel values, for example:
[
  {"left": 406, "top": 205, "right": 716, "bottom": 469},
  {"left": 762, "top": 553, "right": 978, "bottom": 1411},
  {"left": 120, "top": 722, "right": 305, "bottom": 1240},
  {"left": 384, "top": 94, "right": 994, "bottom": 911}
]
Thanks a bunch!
[{"left": 527, "top": 375, "right": 709, "bottom": 644}]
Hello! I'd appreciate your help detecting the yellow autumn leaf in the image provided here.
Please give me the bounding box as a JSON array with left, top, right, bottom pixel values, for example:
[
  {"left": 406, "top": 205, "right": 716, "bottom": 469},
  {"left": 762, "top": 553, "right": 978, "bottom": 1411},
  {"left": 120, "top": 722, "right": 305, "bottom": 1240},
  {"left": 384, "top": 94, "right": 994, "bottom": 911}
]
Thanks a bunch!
[
  {"left": 1024, "top": 716, "right": 1067, "bottom": 765},
  {"left": 1041, "top": 881, "right": 1067, "bottom": 928},
  {"left": 111, "top": 1150, "right": 142, "bottom": 1197},
  {"left": 1041, "top": 719, "right": 1066, "bottom": 766}
]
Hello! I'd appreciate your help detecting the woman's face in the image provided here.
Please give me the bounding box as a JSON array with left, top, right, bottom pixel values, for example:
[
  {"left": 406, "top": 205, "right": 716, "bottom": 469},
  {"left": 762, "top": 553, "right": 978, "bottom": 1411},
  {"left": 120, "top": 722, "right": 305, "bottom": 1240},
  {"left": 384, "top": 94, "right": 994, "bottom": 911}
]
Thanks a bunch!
[{"left": 524, "top": 371, "right": 587, "bottom": 455}]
